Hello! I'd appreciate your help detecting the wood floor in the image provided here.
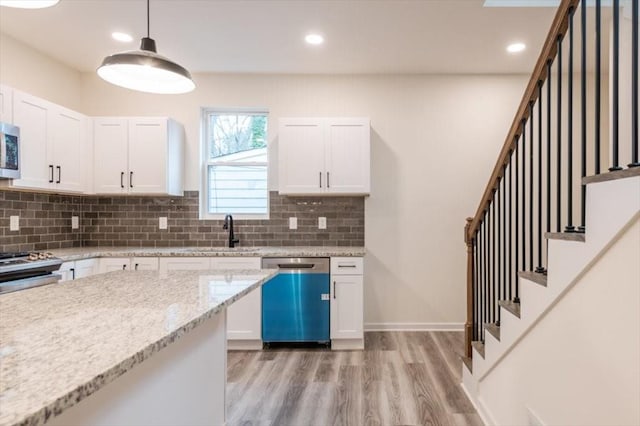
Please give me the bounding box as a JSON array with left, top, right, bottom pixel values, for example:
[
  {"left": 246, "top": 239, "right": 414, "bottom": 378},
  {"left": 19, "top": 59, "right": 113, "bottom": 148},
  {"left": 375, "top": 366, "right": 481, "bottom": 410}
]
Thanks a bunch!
[{"left": 226, "top": 331, "right": 482, "bottom": 426}]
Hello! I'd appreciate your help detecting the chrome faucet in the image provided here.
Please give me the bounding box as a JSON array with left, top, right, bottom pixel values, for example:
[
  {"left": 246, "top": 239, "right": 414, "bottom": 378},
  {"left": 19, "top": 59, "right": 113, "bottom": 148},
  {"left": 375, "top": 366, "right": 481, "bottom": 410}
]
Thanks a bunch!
[{"left": 222, "top": 214, "right": 239, "bottom": 248}]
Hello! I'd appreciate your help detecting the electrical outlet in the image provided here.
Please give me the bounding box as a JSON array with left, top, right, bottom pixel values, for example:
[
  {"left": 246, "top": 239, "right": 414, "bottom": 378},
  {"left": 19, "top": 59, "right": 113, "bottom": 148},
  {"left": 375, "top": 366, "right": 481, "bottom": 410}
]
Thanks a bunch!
[
  {"left": 159, "top": 217, "right": 168, "bottom": 230},
  {"left": 289, "top": 217, "right": 298, "bottom": 230},
  {"left": 71, "top": 216, "right": 79, "bottom": 229},
  {"left": 9, "top": 216, "right": 19, "bottom": 231},
  {"left": 318, "top": 217, "right": 327, "bottom": 229}
]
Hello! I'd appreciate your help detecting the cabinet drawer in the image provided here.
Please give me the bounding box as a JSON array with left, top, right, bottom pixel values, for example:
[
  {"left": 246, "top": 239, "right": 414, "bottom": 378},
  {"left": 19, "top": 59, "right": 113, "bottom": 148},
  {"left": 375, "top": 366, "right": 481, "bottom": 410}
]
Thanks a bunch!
[
  {"left": 331, "top": 257, "right": 363, "bottom": 275},
  {"left": 159, "top": 257, "right": 211, "bottom": 273},
  {"left": 211, "top": 257, "right": 261, "bottom": 270}
]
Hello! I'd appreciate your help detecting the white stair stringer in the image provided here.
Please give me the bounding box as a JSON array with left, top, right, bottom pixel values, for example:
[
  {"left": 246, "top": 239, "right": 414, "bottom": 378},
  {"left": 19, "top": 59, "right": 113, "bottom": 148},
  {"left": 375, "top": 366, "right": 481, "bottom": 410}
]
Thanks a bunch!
[{"left": 462, "top": 174, "right": 640, "bottom": 423}]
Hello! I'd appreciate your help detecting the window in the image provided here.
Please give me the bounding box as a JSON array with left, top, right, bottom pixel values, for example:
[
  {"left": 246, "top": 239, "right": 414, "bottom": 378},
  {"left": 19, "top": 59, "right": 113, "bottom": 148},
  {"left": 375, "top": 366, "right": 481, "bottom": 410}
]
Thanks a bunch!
[{"left": 201, "top": 109, "right": 268, "bottom": 219}]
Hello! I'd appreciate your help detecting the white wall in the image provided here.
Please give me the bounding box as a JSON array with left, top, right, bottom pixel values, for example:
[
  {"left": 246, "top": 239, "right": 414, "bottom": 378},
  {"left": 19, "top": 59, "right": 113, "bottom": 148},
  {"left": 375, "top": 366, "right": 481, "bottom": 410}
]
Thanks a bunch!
[
  {"left": 479, "top": 217, "right": 640, "bottom": 426},
  {"left": 80, "top": 72, "right": 527, "bottom": 327},
  {"left": 0, "top": 33, "right": 82, "bottom": 111}
]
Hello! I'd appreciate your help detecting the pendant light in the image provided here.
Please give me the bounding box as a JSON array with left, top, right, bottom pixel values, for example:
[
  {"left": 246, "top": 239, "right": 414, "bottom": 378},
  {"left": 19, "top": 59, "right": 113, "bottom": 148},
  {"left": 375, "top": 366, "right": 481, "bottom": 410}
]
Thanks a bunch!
[
  {"left": 97, "top": 0, "right": 195, "bottom": 94},
  {"left": 0, "top": 0, "right": 59, "bottom": 8}
]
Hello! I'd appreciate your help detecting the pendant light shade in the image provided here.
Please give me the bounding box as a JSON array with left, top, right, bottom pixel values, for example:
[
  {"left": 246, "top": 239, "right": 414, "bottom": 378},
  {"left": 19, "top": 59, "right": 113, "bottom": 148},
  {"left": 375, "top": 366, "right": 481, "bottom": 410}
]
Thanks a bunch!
[
  {"left": 97, "top": 1, "right": 195, "bottom": 94},
  {"left": 0, "top": 0, "right": 59, "bottom": 8}
]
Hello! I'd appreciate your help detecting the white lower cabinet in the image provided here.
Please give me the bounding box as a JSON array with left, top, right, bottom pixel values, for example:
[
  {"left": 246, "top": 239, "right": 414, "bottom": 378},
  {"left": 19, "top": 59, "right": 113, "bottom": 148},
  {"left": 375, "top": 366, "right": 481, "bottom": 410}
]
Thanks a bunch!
[
  {"left": 212, "top": 257, "right": 262, "bottom": 349},
  {"left": 132, "top": 257, "right": 159, "bottom": 271},
  {"left": 98, "top": 258, "right": 131, "bottom": 273},
  {"left": 59, "top": 258, "right": 98, "bottom": 282},
  {"left": 330, "top": 257, "right": 364, "bottom": 350},
  {"left": 158, "top": 257, "right": 210, "bottom": 274}
]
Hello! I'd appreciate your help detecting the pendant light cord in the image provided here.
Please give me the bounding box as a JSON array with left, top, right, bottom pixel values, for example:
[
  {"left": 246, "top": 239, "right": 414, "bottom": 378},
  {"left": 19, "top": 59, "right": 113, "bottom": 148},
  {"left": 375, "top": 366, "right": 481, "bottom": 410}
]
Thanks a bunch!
[{"left": 147, "top": 0, "right": 150, "bottom": 38}]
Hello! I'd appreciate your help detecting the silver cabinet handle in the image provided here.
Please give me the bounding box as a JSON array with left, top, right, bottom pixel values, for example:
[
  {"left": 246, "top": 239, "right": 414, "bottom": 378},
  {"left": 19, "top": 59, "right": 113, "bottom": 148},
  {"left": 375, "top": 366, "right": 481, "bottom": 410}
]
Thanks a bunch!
[
  {"left": 120, "top": 172, "right": 125, "bottom": 188},
  {"left": 327, "top": 172, "right": 330, "bottom": 188},
  {"left": 333, "top": 281, "right": 336, "bottom": 299},
  {"left": 338, "top": 264, "right": 357, "bottom": 268}
]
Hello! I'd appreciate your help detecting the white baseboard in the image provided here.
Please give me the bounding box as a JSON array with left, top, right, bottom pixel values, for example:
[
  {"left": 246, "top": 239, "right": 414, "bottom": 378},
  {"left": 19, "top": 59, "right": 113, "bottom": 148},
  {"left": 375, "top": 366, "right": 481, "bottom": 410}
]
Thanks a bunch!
[{"left": 364, "top": 322, "right": 464, "bottom": 331}]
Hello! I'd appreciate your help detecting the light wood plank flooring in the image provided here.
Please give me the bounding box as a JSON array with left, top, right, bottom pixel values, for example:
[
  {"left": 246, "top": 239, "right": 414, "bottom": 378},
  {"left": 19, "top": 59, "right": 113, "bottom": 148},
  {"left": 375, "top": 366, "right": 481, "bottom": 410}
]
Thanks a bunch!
[{"left": 227, "top": 331, "right": 482, "bottom": 426}]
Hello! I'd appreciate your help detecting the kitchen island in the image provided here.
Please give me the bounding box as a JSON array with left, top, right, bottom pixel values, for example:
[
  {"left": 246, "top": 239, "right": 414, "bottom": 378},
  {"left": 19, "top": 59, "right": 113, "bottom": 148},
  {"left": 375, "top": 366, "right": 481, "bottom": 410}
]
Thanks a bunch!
[{"left": 0, "top": 268, "right": 277, "bottom": 426}]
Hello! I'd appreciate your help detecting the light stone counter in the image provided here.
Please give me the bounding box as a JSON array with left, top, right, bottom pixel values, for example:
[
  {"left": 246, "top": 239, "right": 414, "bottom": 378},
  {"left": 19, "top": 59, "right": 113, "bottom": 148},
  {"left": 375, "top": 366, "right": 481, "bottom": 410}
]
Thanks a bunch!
[
  {"left": 49, "top": 246, "right": 366, "bottom": 261},
  {"left": 0, "top": 269, "right": 277, "bottom": 426}
]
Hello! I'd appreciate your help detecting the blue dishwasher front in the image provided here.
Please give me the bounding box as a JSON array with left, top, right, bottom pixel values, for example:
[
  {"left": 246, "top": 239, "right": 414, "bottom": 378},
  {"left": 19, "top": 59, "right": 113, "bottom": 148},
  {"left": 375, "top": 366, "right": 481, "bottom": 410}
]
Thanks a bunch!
[{"left": 261, "top": 257, "right": 330, "bottom": 343}]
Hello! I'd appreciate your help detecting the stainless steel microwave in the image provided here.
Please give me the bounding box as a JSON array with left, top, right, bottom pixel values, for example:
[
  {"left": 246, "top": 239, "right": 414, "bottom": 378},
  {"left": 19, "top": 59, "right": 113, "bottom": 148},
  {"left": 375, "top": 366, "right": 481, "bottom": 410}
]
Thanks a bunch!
[{"left": 0, "top": 122, "right": 20, "bottom": 179}]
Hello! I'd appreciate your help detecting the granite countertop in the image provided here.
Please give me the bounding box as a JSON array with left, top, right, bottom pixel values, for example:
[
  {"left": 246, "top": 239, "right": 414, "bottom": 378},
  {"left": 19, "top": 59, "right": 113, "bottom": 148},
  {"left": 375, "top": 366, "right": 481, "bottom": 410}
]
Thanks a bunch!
[
  {"left": 0, "top": 269, "right": 277, "bottom": 426},
  {"left": 49, "top": 246, "right": 366, "bottom": 261}
]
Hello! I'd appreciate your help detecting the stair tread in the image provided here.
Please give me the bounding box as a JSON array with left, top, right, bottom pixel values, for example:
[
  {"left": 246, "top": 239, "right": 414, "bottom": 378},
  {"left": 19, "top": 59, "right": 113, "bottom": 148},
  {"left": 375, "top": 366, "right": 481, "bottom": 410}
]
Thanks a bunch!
[
  {"left": 582, "top": 167, "right": 640, "bottom": 185},
  {"left": 471, "top": 340, "right": 485, "bottom": 359},
  {"left": 545, "top": 232, "right": 586, "bottom": 242},
  {"left": 519, "top": 271, "right": 548, "bottom": 287},
  {"left": 498, "top": 300, "right": 521, "bottom": 318},
  {"left": 484, "top": 322, "right": 501, "bottom": 341},
  {"left": 462, "top": 356, "right": 473, "bottom": 373}
]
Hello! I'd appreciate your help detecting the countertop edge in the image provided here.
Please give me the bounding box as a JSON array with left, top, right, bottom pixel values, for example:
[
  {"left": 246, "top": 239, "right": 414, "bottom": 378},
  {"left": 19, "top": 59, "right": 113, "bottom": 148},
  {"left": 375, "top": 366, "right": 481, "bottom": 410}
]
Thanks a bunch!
[{"left": 11, "top": 270, "right": 277, "bottom": 426}]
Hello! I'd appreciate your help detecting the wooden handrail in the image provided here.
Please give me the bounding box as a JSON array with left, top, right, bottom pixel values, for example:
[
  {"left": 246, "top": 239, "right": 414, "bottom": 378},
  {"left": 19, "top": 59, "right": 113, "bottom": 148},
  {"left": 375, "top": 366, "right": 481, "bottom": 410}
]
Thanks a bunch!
[{"left": 466, "top": 0, "right": 580, "bottom": 242}]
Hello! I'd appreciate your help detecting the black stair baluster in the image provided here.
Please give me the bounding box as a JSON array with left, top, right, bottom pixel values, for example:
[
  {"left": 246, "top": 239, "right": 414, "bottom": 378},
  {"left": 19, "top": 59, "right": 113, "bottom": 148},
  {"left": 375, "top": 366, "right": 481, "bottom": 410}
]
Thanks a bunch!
[
  {"left": 566, "top": 7, "right": 576, "bottom": 232},
  {"left": 610, "top": 0, "right": 623, "bottom": 171},
  {"left": 557, "top": 35, "right": 563, "bottom": 233},
  {"left": 474, "top": 231, "right": 479, "bottom": 341},
  {"left": 521, "top": 119, "right": 527, "bottom": 273},
  {"left": 492, "top": 194, "right": 496, "bottom": 325},
  {"left": 508, "top": 153, "right": 513, "bottom": 300},
  {"left": 497, "top": 179, "right": 502, "bottom": 326},
  {"left": 529, "top": 103, "right": 534, "bottom": 268},
  {"left": 503, "top": 163, "right": 508, "bottom": 302},
  {"left": 514, "top": 136, "right": 520, "bottom": 304},
  {"left": 537, "top": 80, "right": 546, "bottom": 273},
  {"left": 630, "top": 0, "right": 639, "bottom": 168},
  {"left": 580, "top": 0, "right": 587, "bottom": 231},
  {"left": 484, "top": 211, "right": 488, "bottom": 340},
  {"left": 595, "top": 0, "right": 602, "bottom": 174},
  {"left": 547, "top": 60, "right": 552, "bottom": 239}
]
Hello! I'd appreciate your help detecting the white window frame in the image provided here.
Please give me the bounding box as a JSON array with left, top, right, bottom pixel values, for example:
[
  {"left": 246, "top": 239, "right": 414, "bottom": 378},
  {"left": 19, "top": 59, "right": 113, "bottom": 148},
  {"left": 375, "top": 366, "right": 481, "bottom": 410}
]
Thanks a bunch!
[{"left": 200, "top": 107, "right": 269, "bottom": 220}]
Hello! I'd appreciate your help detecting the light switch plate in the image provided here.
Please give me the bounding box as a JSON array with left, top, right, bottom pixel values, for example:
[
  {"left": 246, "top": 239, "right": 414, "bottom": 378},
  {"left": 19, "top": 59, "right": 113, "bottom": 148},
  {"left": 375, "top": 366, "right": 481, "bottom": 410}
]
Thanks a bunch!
[
  {"left": 71, "top": 216, "right": 79, "bottom": 229},
  {"left": 159, "top": 217, "right": 168, "bottom": 230},
  {"left": 318, "top": 217, "right": 327, "bottom": 229},
  {"left": 289, "top": 217, "right": 297, "bottom": 230},
  {"left": 9, "top": 216, "right": 19, "bottom": 231}
]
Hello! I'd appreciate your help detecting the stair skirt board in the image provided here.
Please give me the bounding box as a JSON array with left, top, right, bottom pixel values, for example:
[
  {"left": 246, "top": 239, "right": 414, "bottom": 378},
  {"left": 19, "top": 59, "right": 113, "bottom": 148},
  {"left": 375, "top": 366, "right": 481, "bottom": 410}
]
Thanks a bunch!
[{"left": 364, "top": 322, "right": 464, "bottom": 331}]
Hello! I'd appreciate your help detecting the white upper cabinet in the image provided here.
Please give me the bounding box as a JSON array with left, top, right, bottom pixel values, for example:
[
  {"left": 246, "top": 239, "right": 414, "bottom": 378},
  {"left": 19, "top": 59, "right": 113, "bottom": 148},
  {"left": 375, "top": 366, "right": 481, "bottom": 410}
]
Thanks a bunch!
[
  {"left": 0, "top": 85, "right": 13, "bottom": 124},
  {"left": 278, "top": 117, "right": 370, "bottom": 195},
  {"left": 92, "top": 117, "right": 184, "bottom": 196},
  {"left": 3, "top": 89, "right": 87, "bottom": 193}
]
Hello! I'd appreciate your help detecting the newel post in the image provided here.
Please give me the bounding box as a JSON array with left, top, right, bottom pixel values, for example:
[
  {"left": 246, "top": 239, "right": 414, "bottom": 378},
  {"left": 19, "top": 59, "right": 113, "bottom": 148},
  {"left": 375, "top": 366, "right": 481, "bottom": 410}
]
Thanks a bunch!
[{"left": 464, "top": 217, "right": 474, "bottom": 359}]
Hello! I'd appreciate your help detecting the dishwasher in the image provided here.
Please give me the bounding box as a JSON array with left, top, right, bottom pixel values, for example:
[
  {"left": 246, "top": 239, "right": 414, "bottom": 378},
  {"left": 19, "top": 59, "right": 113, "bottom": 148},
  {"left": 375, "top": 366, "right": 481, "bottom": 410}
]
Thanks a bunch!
[{"left": 261, "top": 257, "right": 330, "bottom": 345}]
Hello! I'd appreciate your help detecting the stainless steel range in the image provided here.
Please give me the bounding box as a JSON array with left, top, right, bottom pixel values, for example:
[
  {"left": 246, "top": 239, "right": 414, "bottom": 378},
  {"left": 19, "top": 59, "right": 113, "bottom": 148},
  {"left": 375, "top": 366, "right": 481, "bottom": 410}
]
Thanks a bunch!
[{"left": 0, "top": 252, "right": 63, "bottom": 294}]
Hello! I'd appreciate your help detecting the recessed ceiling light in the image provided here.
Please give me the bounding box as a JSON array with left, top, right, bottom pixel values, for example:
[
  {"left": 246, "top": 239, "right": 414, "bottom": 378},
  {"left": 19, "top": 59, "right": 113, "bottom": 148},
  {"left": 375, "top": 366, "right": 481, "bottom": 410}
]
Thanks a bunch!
[
  {"left": 305, "top": 34, "right": 324, "bottom": 45},
  {"left": 0, "top": 0, "right": 59, "bottom": 8},
  {"left": 112, "top": 32, "right": 133, "bottom": 43},
  {"left": 506, "top": 42, "right": 526, "bottom": 53}
]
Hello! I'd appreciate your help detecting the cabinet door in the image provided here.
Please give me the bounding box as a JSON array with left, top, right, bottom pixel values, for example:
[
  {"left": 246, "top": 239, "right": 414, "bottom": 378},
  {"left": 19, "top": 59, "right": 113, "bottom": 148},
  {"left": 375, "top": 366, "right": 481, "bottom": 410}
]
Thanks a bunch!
[
  {"left": 128, "top": 118, "right": 167, "bottom": 194},
  {"left": 330, "top": 275, "right": 364, "bottom": 340},
  {"left": 93, "top": 118, "right": 128, "bottom": 194},
  {"left": 12, "top": 91, "right": 52, "bottom": 190},
  {"left": 132, "top": 257, "right": 159, "bottom": 271},
  {"left": 51, "top": 107, "right": 86, "bottom": 192},
  {"left": 278, "top": 118, "right": 326, "bottom": 194},
  {"left": 326, "top": 118, "right": 370, "bottom": 194},
  {"left": 74, "top": 258, "right": 98, "bottom": 279},
  {"left": 0, "top": 85, "right": 13, "bottom": 124},
  {"left": 98, "top": 258, "right": 131, "bottom": 273},
  {"left": 159, "top": 257, "right": 211, "bottom": 274},
  {"left": 227, "top": 287, "right": 262, "bottom": 341}
]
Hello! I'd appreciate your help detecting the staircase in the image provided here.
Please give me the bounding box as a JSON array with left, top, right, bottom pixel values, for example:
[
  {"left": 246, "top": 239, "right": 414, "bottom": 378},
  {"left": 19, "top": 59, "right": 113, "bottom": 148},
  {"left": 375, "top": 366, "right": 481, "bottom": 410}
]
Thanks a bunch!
[{"left": 461, "top": 0, "right": 640, "bottom": 424}]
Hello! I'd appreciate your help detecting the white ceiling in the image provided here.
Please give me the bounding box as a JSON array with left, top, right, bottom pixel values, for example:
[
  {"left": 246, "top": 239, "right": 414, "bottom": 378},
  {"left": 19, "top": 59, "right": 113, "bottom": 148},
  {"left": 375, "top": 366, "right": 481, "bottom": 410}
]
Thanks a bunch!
[{"left": 0, "top": 0, "right": 558, "bottom": 75}]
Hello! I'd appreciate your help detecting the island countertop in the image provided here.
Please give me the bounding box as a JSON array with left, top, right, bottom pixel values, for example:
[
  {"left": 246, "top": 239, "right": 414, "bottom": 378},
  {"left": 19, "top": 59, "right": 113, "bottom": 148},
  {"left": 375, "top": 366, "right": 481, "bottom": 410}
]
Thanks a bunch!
[{"left": 0, "top": 269, "right": 277, "bottom": 426}]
